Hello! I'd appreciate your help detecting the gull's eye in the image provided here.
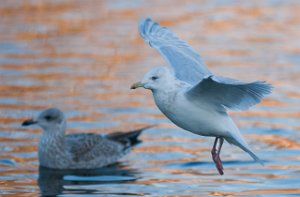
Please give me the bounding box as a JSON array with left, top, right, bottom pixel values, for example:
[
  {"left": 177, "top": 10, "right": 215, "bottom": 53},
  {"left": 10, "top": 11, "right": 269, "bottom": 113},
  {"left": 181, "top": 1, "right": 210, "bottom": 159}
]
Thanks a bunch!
[
  {"left": 151, "top": 76, "right": 158, "bottom": 80},
  {"left": 44, "top": 115, "right": 53, "bottom": 121}
]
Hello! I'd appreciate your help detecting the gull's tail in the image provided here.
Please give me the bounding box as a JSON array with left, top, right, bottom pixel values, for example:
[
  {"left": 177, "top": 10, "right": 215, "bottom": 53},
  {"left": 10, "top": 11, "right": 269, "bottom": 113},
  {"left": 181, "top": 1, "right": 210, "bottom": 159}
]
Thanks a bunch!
[
  {"left": 106, "top": 126, "right": 152, "bottom": 147},
  {"left": 225, "top": 129, "right": 264, "bottom": 166}
]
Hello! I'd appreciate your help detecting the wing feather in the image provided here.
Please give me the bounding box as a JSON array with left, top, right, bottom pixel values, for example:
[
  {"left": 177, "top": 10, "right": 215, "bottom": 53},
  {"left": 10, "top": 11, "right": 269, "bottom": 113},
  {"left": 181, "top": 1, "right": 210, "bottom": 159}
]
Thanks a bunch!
[
  {"left": 65, "top": 134, "right": 124, "bottom": 162},
  {"left": 186, "top": 75, "right": 272, "bottom": 111},
  {"left": 139, "top": 18, "right": 210, "bottom": 85}
]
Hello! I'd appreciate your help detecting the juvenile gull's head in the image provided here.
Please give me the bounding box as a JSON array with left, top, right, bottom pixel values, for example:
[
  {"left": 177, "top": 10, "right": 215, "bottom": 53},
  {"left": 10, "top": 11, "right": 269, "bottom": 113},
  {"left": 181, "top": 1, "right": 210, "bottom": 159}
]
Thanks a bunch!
[{"left": 22, "top": 108, "right": 66, "bottom": 134}]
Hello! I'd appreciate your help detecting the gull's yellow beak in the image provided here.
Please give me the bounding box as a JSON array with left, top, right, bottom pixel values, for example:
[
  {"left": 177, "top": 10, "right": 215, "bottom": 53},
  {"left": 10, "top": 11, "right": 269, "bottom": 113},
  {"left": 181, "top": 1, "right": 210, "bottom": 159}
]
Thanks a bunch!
[{"left": 131, "top": 82, "right": 144, "bottom": 89}]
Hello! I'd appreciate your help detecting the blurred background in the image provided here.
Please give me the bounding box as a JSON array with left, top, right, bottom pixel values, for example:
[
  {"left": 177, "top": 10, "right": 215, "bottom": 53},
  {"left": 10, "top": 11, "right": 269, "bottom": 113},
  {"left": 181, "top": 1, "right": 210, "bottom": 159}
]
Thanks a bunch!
[{"left": 0, "top": 0, "right": 299, "bottom": 196}]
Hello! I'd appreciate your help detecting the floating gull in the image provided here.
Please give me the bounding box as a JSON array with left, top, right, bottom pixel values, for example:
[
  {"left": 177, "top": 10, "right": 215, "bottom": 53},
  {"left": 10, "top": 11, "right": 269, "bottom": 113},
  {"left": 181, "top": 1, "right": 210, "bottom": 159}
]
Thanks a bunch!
[
  {"left": 131, "top": 18, "right": 272, "bottom": 175},
  {"left": 22, "top": 108, "right": 148, "bottom": 169}
]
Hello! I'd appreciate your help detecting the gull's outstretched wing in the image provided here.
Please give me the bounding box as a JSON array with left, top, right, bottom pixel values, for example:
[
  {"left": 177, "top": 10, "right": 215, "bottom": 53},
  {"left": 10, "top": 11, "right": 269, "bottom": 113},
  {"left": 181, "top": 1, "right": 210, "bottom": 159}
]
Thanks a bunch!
[
  {"left": 186, "top": 75, "right": 272, "bottom": 111},
  {"left": 139, "top": 18, "right": 211, "bottom": 85}
]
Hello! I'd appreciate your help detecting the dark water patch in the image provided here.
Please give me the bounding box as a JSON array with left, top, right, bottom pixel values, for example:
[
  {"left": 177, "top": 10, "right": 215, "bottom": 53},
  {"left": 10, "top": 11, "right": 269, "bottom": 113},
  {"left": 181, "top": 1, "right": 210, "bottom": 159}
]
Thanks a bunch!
[{"left": 38, "top": 164, "right": 139, "bottom": 196}]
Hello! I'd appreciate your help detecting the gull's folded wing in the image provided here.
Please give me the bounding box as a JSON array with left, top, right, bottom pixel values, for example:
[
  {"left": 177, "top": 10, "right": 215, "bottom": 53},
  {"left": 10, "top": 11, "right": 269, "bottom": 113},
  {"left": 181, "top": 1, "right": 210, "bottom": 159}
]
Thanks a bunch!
[
  {"left": 66, "top": 134, "right": 123, "bottom": 162},
  {"left": 139, "top": 18, "right": 210, "bottom": 85},
  {"left": 186, "top": 75, "right": 272, "bottom": 111}
]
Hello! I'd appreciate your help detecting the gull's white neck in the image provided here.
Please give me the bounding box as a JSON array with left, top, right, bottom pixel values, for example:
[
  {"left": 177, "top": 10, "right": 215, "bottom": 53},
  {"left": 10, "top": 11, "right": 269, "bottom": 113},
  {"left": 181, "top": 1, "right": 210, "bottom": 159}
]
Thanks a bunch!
[{"left": 152, "top": 79, "right": 188, "bottom": 115}]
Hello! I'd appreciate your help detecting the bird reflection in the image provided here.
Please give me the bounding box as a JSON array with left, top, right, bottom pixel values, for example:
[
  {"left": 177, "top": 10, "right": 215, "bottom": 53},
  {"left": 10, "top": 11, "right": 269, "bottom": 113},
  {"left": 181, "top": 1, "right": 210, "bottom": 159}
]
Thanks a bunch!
[{"left": 38, "top": 163, "right": 139, "bottom": 196}]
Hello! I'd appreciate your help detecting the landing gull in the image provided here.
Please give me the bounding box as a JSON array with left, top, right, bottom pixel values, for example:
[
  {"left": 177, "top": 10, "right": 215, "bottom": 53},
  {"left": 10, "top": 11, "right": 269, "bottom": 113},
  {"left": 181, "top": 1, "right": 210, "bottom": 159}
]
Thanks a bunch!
[
  {"left": 131, "top": 18, "right": 272, "bottom": 175},
  {"left": 22, "top": 108, "right": 149, "bottom": 169}
]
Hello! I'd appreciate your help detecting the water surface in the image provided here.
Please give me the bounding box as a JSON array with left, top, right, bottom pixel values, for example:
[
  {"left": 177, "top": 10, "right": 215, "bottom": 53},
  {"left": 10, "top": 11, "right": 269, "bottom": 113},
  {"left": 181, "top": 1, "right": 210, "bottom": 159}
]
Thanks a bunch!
[{"left": 0, "top": 0, "right": 300, "bottom": 196}]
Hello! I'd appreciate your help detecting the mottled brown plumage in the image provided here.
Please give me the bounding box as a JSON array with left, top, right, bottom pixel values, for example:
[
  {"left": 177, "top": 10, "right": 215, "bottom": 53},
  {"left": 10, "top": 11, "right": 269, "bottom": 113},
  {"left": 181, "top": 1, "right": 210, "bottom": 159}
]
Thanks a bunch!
[{"left": 22, "top": 108, "right": 149, "bottom": 169}]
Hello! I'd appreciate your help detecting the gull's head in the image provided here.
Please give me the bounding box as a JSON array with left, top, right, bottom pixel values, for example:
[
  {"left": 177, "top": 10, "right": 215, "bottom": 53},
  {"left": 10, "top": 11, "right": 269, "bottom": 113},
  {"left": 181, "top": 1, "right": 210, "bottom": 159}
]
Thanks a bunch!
[
  {"left": 131, "top": 67, "right": 175, "bottom": 91},
  {"left": 22, "top": 108, "right": 66, "bottom": 133}
]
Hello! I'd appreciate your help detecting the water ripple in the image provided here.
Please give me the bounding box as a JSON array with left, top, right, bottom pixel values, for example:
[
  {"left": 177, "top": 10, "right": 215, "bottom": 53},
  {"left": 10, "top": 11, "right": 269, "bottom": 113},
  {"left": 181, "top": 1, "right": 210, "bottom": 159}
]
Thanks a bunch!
[{"left": 0, "top": 0, "right": 299, "bottom": 196}]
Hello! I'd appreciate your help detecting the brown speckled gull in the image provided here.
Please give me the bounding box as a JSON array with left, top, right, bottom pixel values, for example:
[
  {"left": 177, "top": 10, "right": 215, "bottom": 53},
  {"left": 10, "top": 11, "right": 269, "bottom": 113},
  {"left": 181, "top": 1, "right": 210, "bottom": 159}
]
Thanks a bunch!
[{"left": 22, "top": 108, "right": 148, "bottom": 169}]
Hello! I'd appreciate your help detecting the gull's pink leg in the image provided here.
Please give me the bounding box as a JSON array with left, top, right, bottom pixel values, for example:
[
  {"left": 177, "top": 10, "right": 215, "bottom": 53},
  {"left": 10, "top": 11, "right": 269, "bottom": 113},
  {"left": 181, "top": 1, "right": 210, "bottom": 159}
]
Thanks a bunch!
[
  {"left": 211, "top": 137, "right": 218, "bottom": 163},
  {"left": 211, "top": 137, "right": 224, "bottom": 175},
  {"left": 215, "top": 138, "right": 224, "bottom": 175}
]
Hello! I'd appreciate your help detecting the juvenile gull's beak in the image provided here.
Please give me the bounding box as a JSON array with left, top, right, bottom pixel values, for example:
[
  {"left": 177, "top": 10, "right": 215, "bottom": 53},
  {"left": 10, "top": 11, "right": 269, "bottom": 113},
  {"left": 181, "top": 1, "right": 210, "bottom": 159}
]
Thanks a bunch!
[
  {"left": 22, "top": 119, "right": 37, "bottom": 126},
  {"left": 131, "top": 82, "right": 144, "bottom": 89}
]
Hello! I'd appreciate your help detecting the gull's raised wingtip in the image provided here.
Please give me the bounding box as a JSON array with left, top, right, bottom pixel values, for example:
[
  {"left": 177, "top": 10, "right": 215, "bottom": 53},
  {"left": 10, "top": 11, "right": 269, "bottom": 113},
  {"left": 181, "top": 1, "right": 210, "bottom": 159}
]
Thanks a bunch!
[
  {"left": 139, "top": 17, "right": 154, "bottom": 38},
  {"left": 138, "top": 18, "right": 146, "bottom": 38},
  {"left": 139, "top": 17, "right": 153, "bottom": 24}
]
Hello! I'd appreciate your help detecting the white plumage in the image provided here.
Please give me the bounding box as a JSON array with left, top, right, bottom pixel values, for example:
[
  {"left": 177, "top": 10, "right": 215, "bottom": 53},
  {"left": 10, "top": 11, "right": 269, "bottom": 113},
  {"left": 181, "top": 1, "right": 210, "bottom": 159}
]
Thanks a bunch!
[{"left": 132, "top": 18, "right": 272, "bottom": 175}]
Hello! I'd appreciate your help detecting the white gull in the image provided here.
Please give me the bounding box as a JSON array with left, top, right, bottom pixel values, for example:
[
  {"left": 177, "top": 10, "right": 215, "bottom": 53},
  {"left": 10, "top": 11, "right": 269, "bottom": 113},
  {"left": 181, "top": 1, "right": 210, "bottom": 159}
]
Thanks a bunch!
[{"left": 131, "top": 18, "right": 272, "bottom": 175}]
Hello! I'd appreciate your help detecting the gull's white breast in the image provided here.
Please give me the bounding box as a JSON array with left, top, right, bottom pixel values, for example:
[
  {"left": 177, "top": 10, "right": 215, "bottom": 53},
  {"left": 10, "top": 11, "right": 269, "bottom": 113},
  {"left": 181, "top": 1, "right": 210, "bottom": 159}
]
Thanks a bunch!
[{"left": 153, "top": 89, "right": 233, "bottom": 137}]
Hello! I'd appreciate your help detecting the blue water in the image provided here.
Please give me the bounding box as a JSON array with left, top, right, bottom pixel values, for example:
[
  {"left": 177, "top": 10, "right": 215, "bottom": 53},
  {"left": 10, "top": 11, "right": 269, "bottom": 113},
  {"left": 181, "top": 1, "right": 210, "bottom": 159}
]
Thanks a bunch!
[{"left": 0, "top": 0, "right": 299, "bottom": 196}]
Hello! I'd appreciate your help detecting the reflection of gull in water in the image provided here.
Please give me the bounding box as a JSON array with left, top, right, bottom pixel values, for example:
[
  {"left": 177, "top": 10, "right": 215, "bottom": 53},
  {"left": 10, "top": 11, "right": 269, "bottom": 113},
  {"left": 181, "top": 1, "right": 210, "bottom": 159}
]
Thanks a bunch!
[
  {"left": 22, "top": 108, "right": 149, "bottom": 169},
  {"left": 131, "top": 18, "right": 272, "bottom": 175},
  {"left": 38, "top": 164, "right": 139, "bottom": 196}
]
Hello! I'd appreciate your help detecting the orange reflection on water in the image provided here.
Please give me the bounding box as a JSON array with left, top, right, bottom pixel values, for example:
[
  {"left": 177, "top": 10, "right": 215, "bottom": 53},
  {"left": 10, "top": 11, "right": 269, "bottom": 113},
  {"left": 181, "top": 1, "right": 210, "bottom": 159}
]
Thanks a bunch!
[
  {"left": 239, "top": 188, "right": 300, "bottom": 196},
  {"left": 254, "top": 135, "right": 300, "bottom": 149},
  {"left": 136, "top": 145, "right": 206, "bottom": 154},
  {"left": 0, "top": 0, "right": 300, "bottom": 196}
]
